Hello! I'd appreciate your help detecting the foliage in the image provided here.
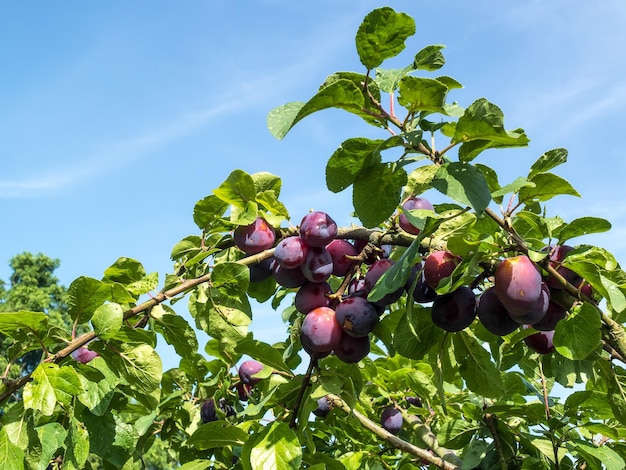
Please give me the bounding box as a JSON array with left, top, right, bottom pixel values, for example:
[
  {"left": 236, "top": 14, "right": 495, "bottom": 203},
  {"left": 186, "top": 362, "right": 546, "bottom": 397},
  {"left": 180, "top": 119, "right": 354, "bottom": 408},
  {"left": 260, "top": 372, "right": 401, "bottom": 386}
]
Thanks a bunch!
[{"left": 1, "top": 6, "right": 626, "bottom": 469}]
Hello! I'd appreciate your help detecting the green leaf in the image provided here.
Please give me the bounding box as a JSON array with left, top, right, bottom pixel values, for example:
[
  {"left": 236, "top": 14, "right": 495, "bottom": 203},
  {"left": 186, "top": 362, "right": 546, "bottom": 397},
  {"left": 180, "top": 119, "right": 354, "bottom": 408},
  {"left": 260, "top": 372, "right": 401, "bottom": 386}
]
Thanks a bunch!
[
  {"left": 413, "top": 44, "right": 446, "bottom": 71},
  {"left": 490, "top": 176, "right": 535, "bottom": 199},
  {"left": 178, "top": 460, "right": 212, "bottom": 470},
  {"left": 187, "top": 421, "right": 249, "bottom": 450},
  {"left": 193, "top": 195, "right": 230, "bottom": 230},
  {"left": 353, "top": 163, "right": 407, "bottom": 227},
  {"left": 67, "top": 277, "right": 111, "bottom": 324},
  {"left": 404, "top": 164, "right": 439, "bottom": 196},
  {"left": 575, "top": 442, "right": 625, "bottom": 470},
  {"left": 151, "top": 305, "right": 199, "bottom": 360},
  {"left": 432, "top": 162, "right": 491, "bottom": 214},
  {"left": 236, "top": 339, "right": 291, "bottom": 374},
  {"left": 437, "top": 419, "right": 480, "bottom": 449},
  {"left": 75, "top": 358, "right": 119, "bottom": 416},
  {"left": 37, "top": 423, "right": 67, "bottom": 470},
  {"left": 528, "top": 148, "right": 568, "bottom": 179},
  {"left": 368, "top": 237, "right": 420, "bottom": 303},
  {"left": 247, "top": 422, "right": 302, "bottom": 470},
  {"left": 213, "top": 169, "right": 257, "bottom": 208},
  {"left": 356, "top": 7, "right": 415, "bottom": 69},
  {"left": 454, "top": 332, "right": 505, "bottom": 398},
  {"left": 554, "top": 303, "right": 602, "bottom": 360},
  {"left": 325, "top": 138, "right": 384, "bottom": 193},
  {"left": 81, "top": 410, "right": 137, "bottom": 468},
  {"left": 0, "top": 311, "right": 49, "bottom": 338},
  {"left": 518, "top": 172, "right": 581, "bottom": 203},
  {"left": 23, "top": 364, "right": 82, "bottom": 416},
  {"left": 0, "top": 427, "right": 24, "bottom": 470},
  {"left": 211, "top": 262, "right": 251, "bottom": 297},
  {"left": 267, "top": 79, "right": 364, "bottom": 140},
  {"left": 556, "top": 217, "right": 611, "bottom": 243},
  {"left": 63, "top": 414, "right": 90, "bottom": 470},
  {"left": 90, "top": 302, "right": 123, "bottom": 340},
  {"left": 398, "top": 76, "right": 450, "bottom": 115}
]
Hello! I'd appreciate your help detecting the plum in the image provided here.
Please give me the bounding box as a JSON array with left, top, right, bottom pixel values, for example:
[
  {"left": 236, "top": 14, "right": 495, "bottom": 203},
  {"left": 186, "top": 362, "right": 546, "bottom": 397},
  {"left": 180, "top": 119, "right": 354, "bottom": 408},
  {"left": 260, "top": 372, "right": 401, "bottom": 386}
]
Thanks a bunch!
[
  {"left": 532, "top": 300, "right": 566, "bottom": 331},
  {"left": 495, "top": 255, "right": 543, "bottom": 316},
  {"left": 364, "top": 259, "right": 404, "bottom": 306},
  {"left": 300, "top": 307, "right": 343, "bottom": 353},
  {"left": 423, "top": 250, "right": 461, "bottom": 290},
  {"left": 476, "top": 287, "right": 519, "bottom": 336},
  {"left": 406, "top": 263, "right": 437, "bottom": 303},
  {"left": 334, "top": 296, "right": 379, "bottom": 337},
  {"left": 405, "top": 396, "right": 422, "bottom": 408},
  {"left": 274, "top": 236, "right": 309, "bottom": 269},
  {"left": 524, "top": 327, "right": 555, "bottom": 354},
  {"left": 71, "top": 346, "right": 99, "bottom": 364},
  {"left": 431, "top": 286, "right": 477, "bottom": 332},
  {"left": 239, "top": 359, "right": 264, "bottom": 385},
  {"left": 233, "top": 217, "right": 276, "bottom": 255},
  {"left": 326, "top": 239, "right": 359, "bottom": 276},
  {"left": 248, "top": 257, "right": 275, "bottom": 283},
  {"left": 398, "top": 197, "right": 434, "bottom": 235},
  {"left": 200, "top": 399, "right": 218, "bottom": 423},
  {"left": 507, "top": 282, "right": 549, "bottom": 325},
  {"left": 300, "top": 247, "right": 334, "bottom": 283},
  {"left": 237, "top": 383, "right": 252, "bottom": 401},
  {"left": 333, "top": 334, "right": 370, "bottom": 363},
  {"left": 272, "top": 262, "right": 308, "bottom": 288},
  {"left": 544, "top": 245, "right": 582, "bottom": 289},
  {"left": 299, "top": 211, "right": 338, "bottom": 247},
  {"left": 294, "top": 281, "right": 332, "bottom": 314},
  {"left": 381, "top": 407, "right": 403, "bottom": 435},
  {"left": 313, "top": 396, "right": 331, "bottom": 418}
]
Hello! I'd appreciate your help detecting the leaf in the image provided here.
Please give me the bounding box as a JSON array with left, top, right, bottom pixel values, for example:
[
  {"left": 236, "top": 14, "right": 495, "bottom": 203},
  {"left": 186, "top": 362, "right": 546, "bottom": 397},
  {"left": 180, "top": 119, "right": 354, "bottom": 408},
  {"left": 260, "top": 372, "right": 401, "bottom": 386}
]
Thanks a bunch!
[
  {"left": 368, "top": 237, "right": 421, "bottom": 303},
  {"left": 431, "top": 162, "right": 491, "bottom": 214},
  {"left": 213, "top": 169, "right": 257, "bottom": 208},
  {"left": 556, "top": 217, "right": 611, "bottom": 243},
  {"left": 23, "top": 364, "right": 82, "bottom": 416},
  {"left": 518, "top": 173, "right": 581, "bottom": 203},
  {"left": 490, "top": 176, "right": 535, "bottom": 199},
  {"left": 528, "top": 148, "right": 568, "bottom": 179},
  {"left": 236, "top": 339, "right": 291, "bottom": 374},
  {"left": 151, "top": 306, "right": 199, "bottom": 360},
  {"left": 267, "top": 79, "right": 364, "bottom": 140},
  {"left": 193, "top": 195, "right": 230, "bottom": 230},
  {"left": 404, "top": 164, "right": 439, "bottom": 196},
  {"left": 36, "top": 423, "right": 67, "bottom": 470},
  {"left": 63, "top": 414, "right": 89, "bottom": 470},
  {"left": 453, "top": 332, "right": 505, "bottom": 398},
  {"left": 75, "top": 358, "right": 119, "bottom": 416},
  {"left": 325, "top": 138, "right": 384, "bottom": 193},
  {"left": 81, "top": 410, "right": 137, "bottom": 468},
  {"left": 178, "top": 461, "right": 212, "bottom": 470},
  {"left": 247, "top": 422, "right": 302, "bottom": 470},
  {"left": 413, "top": 44, "right": 446, "bottom": 71},
  {"left": 398, "top": 76, "right": 450, "bottom": 115},
  {"left": 66, "top": 277, "right": 111, "bottom": 324},
  {"left": 356, "top": 7, "right": 415, "bottom": 69},
  {"left": 353, "top": 163, "right": 407, "bottom": 227},
  {"left": 187, "top": 421, "right": 249, "bottom": 450},
  {"left": 0, "top": 427, "right": 24, "bottom": 470},
  {"left": 437, "top": 419, "right": 480, "bottom": 449},
  {"left": 575, "top": 442, "right": 625, "bottom": 470},
  {"left": 211, "top": 262, "right": 251, "bottom": 297},
  {"left": 90, "top": 302, "right": 123, "bottom": 340},
  {"left": 554, "top": 303, "right": 602, "bottom": 360}
]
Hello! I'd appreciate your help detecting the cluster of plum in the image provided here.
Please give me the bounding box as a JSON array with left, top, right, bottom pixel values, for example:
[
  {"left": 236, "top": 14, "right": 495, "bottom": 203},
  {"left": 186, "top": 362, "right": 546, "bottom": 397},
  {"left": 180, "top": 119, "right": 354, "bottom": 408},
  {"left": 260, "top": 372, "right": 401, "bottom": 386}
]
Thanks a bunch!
[
  {"left": 234, "top": 209, "right": 412, "bottom": 364},
  {"left": 421, "top": 244, "right": 590, "bottom": 354}
]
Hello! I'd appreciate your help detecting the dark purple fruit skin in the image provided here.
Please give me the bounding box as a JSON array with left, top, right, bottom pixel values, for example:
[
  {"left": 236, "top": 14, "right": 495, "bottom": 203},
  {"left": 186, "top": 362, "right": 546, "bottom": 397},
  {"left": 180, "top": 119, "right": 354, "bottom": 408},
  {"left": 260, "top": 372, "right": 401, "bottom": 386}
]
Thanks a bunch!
[
  {"left": 524, "top": 327, "right": 555, "bottom": 354},
  {"left": 249, "top": 257, "right": 274, "bottom": 283},
  {"left": 274, "top": 236, "right": 309, "bottom": 269},
  {"left": 431, "top": 286, "right": 477, "bottom": 332},
  {"left": 406, "top": 264, "right": 438, "bottom": 303},
  {"left": 335, "top": 296, "right": 379, "bottom": 338},
  {"left": 294, "top": 281, "right": 332, "bottom": 314},
  {"left": 300, "top": 211, "right": 338, "bottom": 247},
  {"left": 423, "top": 251, "right": 461, "bottom": 290},
  {"left": 508, "top": 282, "right": 549, "bottom": 325},
  {"left": 300, "top": 307, "right": 343, "bottom": 353},
  {"left": 495, "top": 255, "right": 543, "bottom": 316},
  {"left": 333, "top": 334, "right": 370, "bottom": 363},
  {"left": 313, "top": 396, "right": 331, "bottom": 418},
  {"left": 545, "top": 245, "right": 582, "bottom": 289},
  {"left": 405, "top": 396, "right": 422, "bottom": 408},
  {"left": 476, "top": 287, "right": 520, "bottom": 336},
  {"left": 381, "top": 407, "right": 403, "bottom": 435},
  {"left": 272, "top": 262, "right": 308, "bottom": 288},
  {"left": 533, "top": 300, "right": 566, "bottom": 331},
  {"left": 300, "top": 332, "right": 332, "bottom": 358},
  {"left": 239, "top": 360, "right": 263, "bottom": 386},
  {"left": 200, "top": 399, "right": 218, "bottom": 423},
  {"left": 398, "top": 197, "right": 434, "bottom": 235},
  {"left": 300, "top": 247, "right": 334, "bottom": 283},
  {"left": 233, "top": 217, "right": 276, "bottom": 255},
  {"left": 326, "top": 239, "right": 359, "bottom": 277}
]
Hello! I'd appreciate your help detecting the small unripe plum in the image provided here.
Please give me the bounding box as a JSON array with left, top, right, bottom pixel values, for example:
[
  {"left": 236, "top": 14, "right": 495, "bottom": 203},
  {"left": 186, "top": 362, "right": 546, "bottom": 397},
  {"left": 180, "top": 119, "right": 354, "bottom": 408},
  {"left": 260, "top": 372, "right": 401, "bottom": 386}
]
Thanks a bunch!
[
  {"left": 495, "top": 255, "right": 543, "bottom": 316},
  {"left": 398, "top": 197, "right": 434, "bottom": 235},
  {"left": 326, "top": 239, "right": 359, "bottom": 276},
  {"left": 272, "top": 262, "right": 308, "bottom": 288},
  {"left": 524, "top": 327, "right": 555, "bottom": 354},
  {"left": 300, "top": 247, "right": 334, "bottom": 283},
  {"left": 476, "top": 287, "right": 519, "bottom": 336},
  {"left": 295, "top": 281, "right": 332, "bottom": 314},
  {"left": 431, "top": 286, "right": 477, "bottom": 332},
  {"left": 544, "top": 245, "right": 582, "bottom": 289},
  {"left": 300, "top": 211, "right": 338, "bottom": 247},
  {"left": 381, "top": 407, "right": 403, "bottom": 435},
  {"left": 532, "top": 300, "right": 566, "bottom": 331},
  {"left": 423, "top": 250, "right": 461, "bottom": 290},
  {"left": 274, "top": 236, "right": 309, "bottom": 269},
  {"left": 333, "top": 334, "right": 370, "bottom": 363},
  {"left": 239, "top": 359, "right": 264, "bottom": 385},
  {"left": 335, "top": 296, "right": 379, "bottom": 337},
  {"left": 364, "top": 259, "right": 404, "bottom": 306},
  {"left": 200, "top": 399, "right": 218, "bottom": 423},
  {"left": 233, "top": 217, "right": 276, "bottom": 254},
  {"left": 300, "top": 307, "right": 343, "bottom": 353},
  {"left": 313, "top": 396, "right": 331, "bottom": 418}
]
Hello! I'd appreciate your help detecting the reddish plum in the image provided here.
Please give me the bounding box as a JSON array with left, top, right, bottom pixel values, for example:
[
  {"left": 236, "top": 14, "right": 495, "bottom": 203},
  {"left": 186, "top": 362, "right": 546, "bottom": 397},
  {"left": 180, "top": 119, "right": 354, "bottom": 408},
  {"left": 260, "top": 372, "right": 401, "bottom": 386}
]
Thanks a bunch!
[
  {"left": 233, "top": 217, "right": 276, "bottom": 255},
  {"left": 299, "top": 211, "right": 338, "bottom": 247}
]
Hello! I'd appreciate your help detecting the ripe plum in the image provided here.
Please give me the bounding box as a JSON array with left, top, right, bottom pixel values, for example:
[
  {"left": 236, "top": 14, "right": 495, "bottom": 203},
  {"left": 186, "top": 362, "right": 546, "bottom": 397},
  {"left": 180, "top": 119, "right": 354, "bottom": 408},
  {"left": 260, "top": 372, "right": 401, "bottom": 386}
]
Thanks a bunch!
[
  {"left": 299, "top": 211, "right": 338, "bottom": 247},
  {"left": 294, "top": 281, "right": 331, "bottom": 314},
  {"left": 301, "top": 247, "right": 334, "bottom": 283},
  {"left": 333, "top": 334, "right": 370, "bottom": 363},
  {"left": 239, "top": 359, "right": 264, "bottom": 385},
  {"left": 398, "top": 197, "right": 434, "bottom": 235},
  {"left": 495, "top": 255, "right": 543, "bottom": 316},
  {"left": 476, "top": 287, "right": 519, "bottom": 336},
  {"left": 300, "top": 307, "right": 343, "bottom": 353},
  {"left": 431, "top": 286, "right": 477, "bottom": 332},
  {"left": 233, "top": 217, "right": 276, "bottom": 254},
  {"left": 423, "top": 250, "right": 461, "bottom": 290},
  {"left": 326, "top": 239, "right": 359, "bottom": 276},
  {"left": 335, "top": 296, "right": 379, "bottom": 337},
  {"left": 381, "top": 407, "right": 403, "bottom": 434},
  {"left": 274, "top": 236, "right": 309, "bottom": 269}
]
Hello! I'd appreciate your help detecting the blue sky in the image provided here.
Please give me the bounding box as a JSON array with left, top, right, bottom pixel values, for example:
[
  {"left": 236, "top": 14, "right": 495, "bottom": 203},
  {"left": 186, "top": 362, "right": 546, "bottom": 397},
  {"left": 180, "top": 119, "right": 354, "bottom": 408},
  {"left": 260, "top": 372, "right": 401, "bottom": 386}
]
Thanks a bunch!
[{"left": 2, "top": 1, "right": 626, "bottom": 370}]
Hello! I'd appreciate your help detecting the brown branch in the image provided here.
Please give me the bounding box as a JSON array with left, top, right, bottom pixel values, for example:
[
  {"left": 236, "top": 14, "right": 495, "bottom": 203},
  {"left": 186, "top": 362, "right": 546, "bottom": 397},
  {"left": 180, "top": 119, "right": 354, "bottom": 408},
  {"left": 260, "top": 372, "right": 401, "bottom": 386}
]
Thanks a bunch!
[{"left": 402, "top": 412, "right": 464, "bottom": 467}]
